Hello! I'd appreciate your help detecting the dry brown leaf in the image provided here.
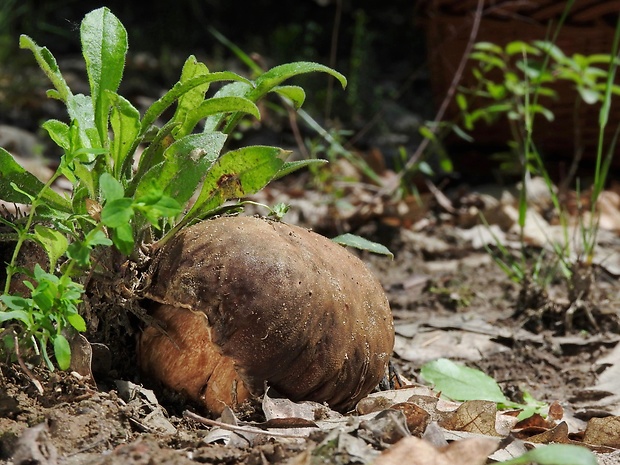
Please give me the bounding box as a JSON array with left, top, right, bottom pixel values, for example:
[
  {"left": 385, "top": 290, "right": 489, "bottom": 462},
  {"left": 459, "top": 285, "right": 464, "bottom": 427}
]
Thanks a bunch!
[
  {"left": 523, "top": 421, "right": 572, "bottom": 444},
  {"left": 439, "top": 400, "right": 502, "bottom": 437},
  {"left": 390, "top": 402, "right": 432, "bottom": 437},
  {"left": 374, "top": 436, "right": 498, "bottom": 465},
  {"left": 583, "top": 416, "right": 620, "bottom": 448}
]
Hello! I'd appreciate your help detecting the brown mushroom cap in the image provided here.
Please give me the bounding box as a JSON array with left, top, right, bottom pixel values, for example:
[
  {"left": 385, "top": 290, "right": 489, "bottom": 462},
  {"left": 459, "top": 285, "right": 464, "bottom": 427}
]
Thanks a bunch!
[{"left": 139, "top": 216, "right": 394, "bottom": 414}]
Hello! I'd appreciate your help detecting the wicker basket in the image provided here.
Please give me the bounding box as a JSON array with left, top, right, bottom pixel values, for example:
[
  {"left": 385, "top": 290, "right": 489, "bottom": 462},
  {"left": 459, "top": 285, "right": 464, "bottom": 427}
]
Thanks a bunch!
[{"left": 422, "top": 0, "right": 620, "bottom": 167}]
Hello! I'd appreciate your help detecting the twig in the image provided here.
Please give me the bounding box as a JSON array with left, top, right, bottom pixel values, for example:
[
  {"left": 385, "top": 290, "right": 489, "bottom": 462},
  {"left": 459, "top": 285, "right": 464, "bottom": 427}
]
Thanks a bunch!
[
  {"left": 183, "top": 410, "right": 310, "bottom": 438},
  {"left": 390, "top": 0, "right": 485, "bottom": 192},
  {"left": 344, "top": 0, "right": 486, "bottom": 219},
  {"left": 13, "top": 332, "right": 44, "bottom": 395}
]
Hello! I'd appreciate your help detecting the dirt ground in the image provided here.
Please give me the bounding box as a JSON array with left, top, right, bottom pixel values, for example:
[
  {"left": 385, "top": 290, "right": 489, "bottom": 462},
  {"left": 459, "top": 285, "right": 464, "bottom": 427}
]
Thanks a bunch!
[{"left": 1, "top": 195, "right": 619, "bottom": 464}]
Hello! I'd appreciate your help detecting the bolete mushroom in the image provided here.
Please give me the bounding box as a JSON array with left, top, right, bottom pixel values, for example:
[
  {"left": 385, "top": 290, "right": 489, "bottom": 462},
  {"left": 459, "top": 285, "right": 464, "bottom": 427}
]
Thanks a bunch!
[{"left": 139, "top": 216, "right": 394, "bottom": 415}]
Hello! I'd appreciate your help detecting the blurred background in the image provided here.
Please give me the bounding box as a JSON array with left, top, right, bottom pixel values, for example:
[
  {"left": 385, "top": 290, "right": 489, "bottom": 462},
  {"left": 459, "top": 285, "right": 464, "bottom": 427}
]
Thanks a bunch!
[{"left": 1, "top": 0, "right": 619, "bottom": 188}]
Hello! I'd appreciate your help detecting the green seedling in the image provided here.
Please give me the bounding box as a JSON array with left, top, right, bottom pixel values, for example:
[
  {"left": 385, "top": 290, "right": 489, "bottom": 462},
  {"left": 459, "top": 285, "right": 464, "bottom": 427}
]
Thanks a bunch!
[
  {"left": 455, "top": 2, "right": 620, "bottom": 315},
  {"left": 421, "top": 358, "right": 547, "bottom": 420}
]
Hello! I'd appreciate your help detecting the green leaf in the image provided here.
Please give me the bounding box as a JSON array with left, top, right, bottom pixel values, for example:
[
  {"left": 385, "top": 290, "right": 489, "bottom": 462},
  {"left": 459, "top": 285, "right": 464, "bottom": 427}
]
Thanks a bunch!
[
  {"left": 192, "top": 145, "right": 287, "bottom": 217},
  {"left": 473, "top": 41, "right": 503, "bottom": 54},
  {"left": 202, "top": 81, "right": 253, "bottom": 132},
  {"left": 19, "top": 35, "right": 72, "bottom": 103},
  {"left": 171, "top": 56, "right": 212, "bottom": 133},
  {"left": 177, "top": 96, "right": 260, "bottom": 138},
  {"left": 0, "top": 148, "right": 71, "bottom": 212},
  {"left": 577, "top": 86, "right": 600, "bottom": 104},
  {"left": 254, "top": 62, "right": 346, "bottom": 96},
  {"left": 0, "top": 308, "right": 32, "bottom": 325},
  {"left": 99, "top": 172, "right": 125, "bottom": 202},
  {"left": 273, "top": 85, "right": 306, "bottom": 109},
  {"left": 108, "top": 92, "right": 141, "bottom": 178},
  {"left": 222, "top": 62, "right": 347, "bottom": 133},
  {"left": 505, "top": 40, "right": 541, "bottom": 56},
  {"left": 66, "top": 94, "right": 100, "bottom": 150},
  {"left": 455, "top": 93, "right": 468, "bottom": 111},
  {"left": 42, "top": 119, "right": 71, "bottom": 151},
  {"left": 469, "top": 52, "right": 506, "bottom": 70},
  {"left": 66, "top": 242, "right": 92, "bottom": 267},
  {"left": 53, "top": 334, "right": 71, "bottom": 370},
  {"left": 131, "top": 120, "right": 180, "bottom": 186},
  {"left": 111, "top": 222, "right": 134, "bottom": 255},
  {"left": 101, "top": 197, "right": 134, "bottom": 227},
  {"left": 141, "top": 72, "right": 251, "bottom": 134},
  {"left": 331, "top": 233, "right": 393, "bottom": 258},
  {"left": 66, "top": 312, "right": 87, "bottom": 332},
  {"left": 33, "top": 225, "right": 68, "bottom": 269},
  {"left": 81, "top": 7, "right": 128, "bottom": 144},
  {"left": 499, "top": 444, "right": 597, "bottom": 465},
  {"left": 534, "top": 40, "right": 567, "bottom": 63},
  {"left": 420, "top": 358, "right": 508, "bottom": 403},
  {"left": 273, "top": 159, "right": 328, "bottom": 180},
  {"left": 134, "top": 132, "right": 226, "bottom": 207},
  {"left": 84, "top": 229, "right": 113, "bottom": 247}
]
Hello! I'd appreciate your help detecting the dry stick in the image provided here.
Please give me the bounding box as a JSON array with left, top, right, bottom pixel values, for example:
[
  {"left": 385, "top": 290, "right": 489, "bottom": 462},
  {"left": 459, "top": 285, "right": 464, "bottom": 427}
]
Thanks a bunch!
[
  {"left": 388, "top": 0, "right": 485, "bottom": 194},
  {"left": 12, "top": 332, "right": 44, "bottom": 395},
  {"left": 349, "top": 0, "right": 486, "bottom": 216},
  {"left": 184, "top": 410, "right": 310, "bottom": 439}
]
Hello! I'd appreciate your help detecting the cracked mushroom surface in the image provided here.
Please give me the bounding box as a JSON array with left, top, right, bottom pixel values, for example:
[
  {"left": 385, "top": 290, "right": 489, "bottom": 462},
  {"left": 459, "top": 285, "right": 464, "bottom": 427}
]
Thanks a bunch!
[{"left": 139, "top": 215, "right": 394, "bottom": 415}]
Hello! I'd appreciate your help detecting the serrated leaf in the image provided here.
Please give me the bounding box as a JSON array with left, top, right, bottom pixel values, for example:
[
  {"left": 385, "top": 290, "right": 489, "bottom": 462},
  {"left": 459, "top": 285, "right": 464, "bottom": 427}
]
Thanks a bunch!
[
  {"left": 331, "top": 233, "right": 393, "bottom": 258},
  {"left": 33, "top": 225, "right": 68, "bottom": 269},
  {"left": 53, "top": 334, "right": 71, "bottom": 370},
  {"left": 420, "top": 358, "right": 508, "bottom": 403},
  {"left": 81, "top": 7, "right": 128, "bottom": 144}
]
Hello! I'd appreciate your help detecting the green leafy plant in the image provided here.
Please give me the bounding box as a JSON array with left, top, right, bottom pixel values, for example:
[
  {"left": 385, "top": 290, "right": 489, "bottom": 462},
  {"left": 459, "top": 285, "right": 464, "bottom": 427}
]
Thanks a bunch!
[
  {"left": 420, "top": 358, "right": 547, "bottom": 420},
  {"left": 498, "top": 444, "right": 597, "bottom": 465},
  {"left": 454, "top": 5, "right": 620, "bottom": 321},
  {"left": 0, "top": 7, "right": 347, "bottom": 369},
  {"left": 421, "top": 359, "right": 598, "bottom": 465}
]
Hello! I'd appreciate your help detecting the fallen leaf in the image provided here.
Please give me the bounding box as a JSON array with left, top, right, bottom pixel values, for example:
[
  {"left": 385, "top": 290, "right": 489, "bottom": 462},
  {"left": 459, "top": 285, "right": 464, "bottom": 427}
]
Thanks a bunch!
[
  {"left": 439, "top": 400, "right": 503, "bottom": 437},
  {"left": 583, "top": 416, "right": 620, "bottom": 448},
  {"left": 390, "top": 402, "right": 432, "bottom": 436},
  {"left": 374, "top": 436, "right": 498, "bottom": 465}
]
